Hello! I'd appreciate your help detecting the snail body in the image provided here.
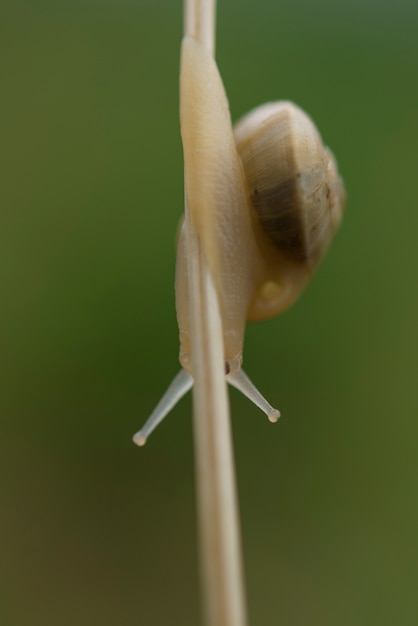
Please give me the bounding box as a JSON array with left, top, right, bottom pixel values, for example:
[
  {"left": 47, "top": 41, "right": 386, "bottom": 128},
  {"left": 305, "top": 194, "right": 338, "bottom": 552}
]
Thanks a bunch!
[
  {"left": 177, "top": 38, "right": 344, "bottom": 373},
  {"left": 133, "top": 37, "right": 345, "bottom": 445}
]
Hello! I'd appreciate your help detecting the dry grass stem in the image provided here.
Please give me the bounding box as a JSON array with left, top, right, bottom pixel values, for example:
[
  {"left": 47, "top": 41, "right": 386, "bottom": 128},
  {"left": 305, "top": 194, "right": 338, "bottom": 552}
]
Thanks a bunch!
[{"left": 182, "top": 1, "right": 248, "bottom": 625}]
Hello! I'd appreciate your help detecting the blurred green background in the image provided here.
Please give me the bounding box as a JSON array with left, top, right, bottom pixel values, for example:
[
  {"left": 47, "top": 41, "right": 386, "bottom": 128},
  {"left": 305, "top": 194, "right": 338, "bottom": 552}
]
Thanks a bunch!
[{"left": 1, "top": 1, "right": 418, "bottom": 624}]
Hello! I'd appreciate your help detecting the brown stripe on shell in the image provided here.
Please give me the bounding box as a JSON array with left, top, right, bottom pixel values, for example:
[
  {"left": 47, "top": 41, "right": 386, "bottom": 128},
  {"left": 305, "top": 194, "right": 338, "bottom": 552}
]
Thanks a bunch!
[{"left": 251, "top": 177, "right": 309, "bottom": 262}]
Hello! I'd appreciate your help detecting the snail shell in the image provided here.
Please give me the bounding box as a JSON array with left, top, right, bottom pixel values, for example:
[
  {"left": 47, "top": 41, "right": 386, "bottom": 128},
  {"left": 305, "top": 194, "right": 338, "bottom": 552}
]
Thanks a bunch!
[{"left": 234, "top": 101, "right": 345, "bottom": 268}]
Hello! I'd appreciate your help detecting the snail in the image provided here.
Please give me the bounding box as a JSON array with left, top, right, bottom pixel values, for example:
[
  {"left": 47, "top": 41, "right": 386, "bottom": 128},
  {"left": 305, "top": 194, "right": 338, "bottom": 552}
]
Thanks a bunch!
[{"left": 133, "top": 37, "right": 345, "bottom": 445}]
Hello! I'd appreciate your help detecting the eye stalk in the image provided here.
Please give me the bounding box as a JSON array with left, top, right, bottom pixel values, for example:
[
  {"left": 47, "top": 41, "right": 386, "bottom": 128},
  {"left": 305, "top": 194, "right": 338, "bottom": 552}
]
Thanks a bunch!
[
  {"left": 133, "top": 368, "right": 279, "bottom": 446},
  {"left": 133, "top": 369, "right": 193, "bottom": 446}
]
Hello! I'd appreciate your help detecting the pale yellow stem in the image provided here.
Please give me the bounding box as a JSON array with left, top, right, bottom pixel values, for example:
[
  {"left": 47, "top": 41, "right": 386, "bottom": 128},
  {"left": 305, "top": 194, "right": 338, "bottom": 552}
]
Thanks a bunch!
[
  {"left": 184, "top": 0, "right": 216, "bottom": 55},
  {"left": 182, "top": 1, "right": 248, "bottom": 625}
]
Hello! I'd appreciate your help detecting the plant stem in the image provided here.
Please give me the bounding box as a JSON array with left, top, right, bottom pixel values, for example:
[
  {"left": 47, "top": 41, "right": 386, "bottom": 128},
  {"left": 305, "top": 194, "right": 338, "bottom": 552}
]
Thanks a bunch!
[{"left": 182, "top": 1, "right": 248, "bottom": 625}]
